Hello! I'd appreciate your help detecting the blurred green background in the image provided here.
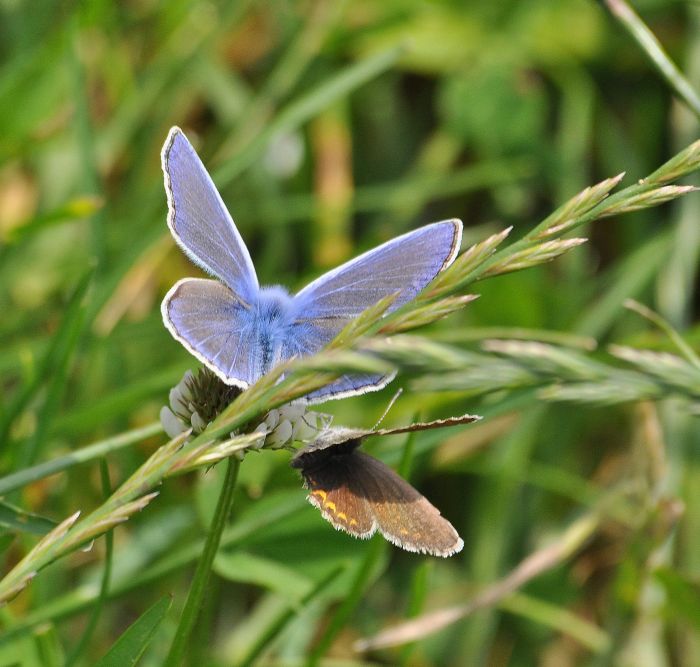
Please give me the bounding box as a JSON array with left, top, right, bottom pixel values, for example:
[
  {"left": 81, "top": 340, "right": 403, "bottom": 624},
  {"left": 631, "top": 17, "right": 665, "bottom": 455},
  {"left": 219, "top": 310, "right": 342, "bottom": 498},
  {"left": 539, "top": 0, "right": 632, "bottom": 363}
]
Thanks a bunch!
[{"left": 1, "top": 0, "right": 700, "bottom": 665}]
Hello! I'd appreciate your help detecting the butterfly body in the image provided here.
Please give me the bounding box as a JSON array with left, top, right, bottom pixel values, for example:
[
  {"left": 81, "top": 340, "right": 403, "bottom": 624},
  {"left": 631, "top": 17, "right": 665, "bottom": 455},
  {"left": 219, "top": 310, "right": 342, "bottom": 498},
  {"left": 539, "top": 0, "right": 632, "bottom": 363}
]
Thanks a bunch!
[
  {"left": 161, "top": 126, "right": 463, "bottom": 401},
  {"left": 251, "top": 285, "right": 297, "bottom": 375}
]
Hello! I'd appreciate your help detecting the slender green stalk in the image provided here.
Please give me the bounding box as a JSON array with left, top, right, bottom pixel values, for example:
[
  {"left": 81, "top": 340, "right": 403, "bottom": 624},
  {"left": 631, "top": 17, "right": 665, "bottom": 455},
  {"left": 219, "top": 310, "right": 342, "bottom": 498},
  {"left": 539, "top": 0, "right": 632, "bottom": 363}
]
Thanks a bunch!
[
  {"left": 624, "top": 299, "right": 700, "bottom": 370},
  {"left": 0, "top": 422, "right": 162, "bottom": 496},
  {"left": 603, "top": 0, "right": 700, "bottom": 119},
  {"left": 214, "top": 1, "right": 345, "bottom": 161},
  {"left": 163, "top": 457, "right": 240, "bottom": 667},
  {"left": 214, "top": 45, "right": 404, "bottom": 184},
  {"left": 399, "top": 561, "right": 430, "bottom": 667},
  {"left": 71, "top": 16, "right": 105, "bottom": 268}
]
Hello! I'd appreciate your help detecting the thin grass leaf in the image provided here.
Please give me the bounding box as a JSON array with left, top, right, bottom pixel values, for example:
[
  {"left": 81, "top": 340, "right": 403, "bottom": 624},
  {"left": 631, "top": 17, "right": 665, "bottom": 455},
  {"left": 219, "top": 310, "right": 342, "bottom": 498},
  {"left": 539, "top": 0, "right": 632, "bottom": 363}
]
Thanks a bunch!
[
  {"left": 71, "top": 22, "right": 105, "bottom": 266},
  {"left": 574, "top": 232, "right": 672, "bottom": 338},
  {"left": 0, "top": 501, "right": 56, "bottom": 536},
  {"left": 355, "top": 511, "right": 600, "bottom": 652},
  {"left": 213, "top": 552, "right": 312, "bottom": 604},
  {"left": 163, "top": 457, "right": 239, "bottom": 667},
  {"left": 0, "top": 268, "right": 93, "bottom": 456},
  {"left": 50, "top": 365, "right": 187, "bottom": 437},
  {"left": 602, "top": 0, "right": 700, "bottom": 119},
  {"left": 500, "top": 592, "right": 610, "bottom": 652},
  {"left": 214, "top": 1, "right": 345, "bottom": 161},
  {"left": 624, "top": 299, "right": 700, "bottom": 370},
  {"left": 214, "top": 45, "right": 404, "bottom": 185},
  {"left": 0, "top": 422, "right": 162, "bottom": 496},
  {"left": 94, "top": 595, "right": 171, "bottom": 667},
  {"left": 259, "top": 158, "right": 533, "bottom": 225},
  {"left": 399, "top": 561, "right": 431, "bottom": 666}
]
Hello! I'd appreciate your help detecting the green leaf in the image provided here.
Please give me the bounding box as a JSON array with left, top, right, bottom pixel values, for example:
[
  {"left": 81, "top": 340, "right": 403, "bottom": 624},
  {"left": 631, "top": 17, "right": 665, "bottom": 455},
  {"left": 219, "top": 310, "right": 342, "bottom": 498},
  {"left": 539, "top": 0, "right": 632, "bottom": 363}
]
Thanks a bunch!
[
  {"left": 94, "top": 595, "right": 171, "bottom": 667},
  {"left": 0, "top": 500, "right": 56, "bottom": 536},
  {"left": 214, "top": 551, "right": 312, "bottom": 603}
]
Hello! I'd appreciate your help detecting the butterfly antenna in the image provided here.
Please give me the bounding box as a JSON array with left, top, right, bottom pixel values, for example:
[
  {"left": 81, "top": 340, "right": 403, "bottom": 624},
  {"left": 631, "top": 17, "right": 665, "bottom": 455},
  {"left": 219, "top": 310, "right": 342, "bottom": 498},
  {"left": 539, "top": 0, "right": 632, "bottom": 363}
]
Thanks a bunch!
[{"left": 372, "top": 388, "right": 403, "bottom": 430}]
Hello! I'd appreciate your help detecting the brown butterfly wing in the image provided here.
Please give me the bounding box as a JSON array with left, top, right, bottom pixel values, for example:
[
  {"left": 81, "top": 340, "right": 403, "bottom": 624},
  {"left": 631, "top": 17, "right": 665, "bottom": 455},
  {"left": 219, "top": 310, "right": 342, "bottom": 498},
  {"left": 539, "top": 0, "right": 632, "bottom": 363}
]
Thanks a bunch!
[
  {"left": 300, "top": 449, "right": 376, "bottom": 539},
  {"left": 350, "top": 451, "right": 464, "bottom": 557}
]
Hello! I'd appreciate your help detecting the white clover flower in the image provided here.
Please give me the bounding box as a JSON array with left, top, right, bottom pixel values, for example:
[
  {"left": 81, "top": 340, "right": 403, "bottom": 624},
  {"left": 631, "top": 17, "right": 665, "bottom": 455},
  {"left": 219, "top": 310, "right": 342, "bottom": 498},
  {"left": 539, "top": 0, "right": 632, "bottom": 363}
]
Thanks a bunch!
[
  {"left": 254, "top": 404, "right": 332, "bottom": 450},
  {"left": 162, "top": 368, "right": 332, "bottom": 456},
  {"left": 160, "top": 367, "right": 242, "bottom": 439}
]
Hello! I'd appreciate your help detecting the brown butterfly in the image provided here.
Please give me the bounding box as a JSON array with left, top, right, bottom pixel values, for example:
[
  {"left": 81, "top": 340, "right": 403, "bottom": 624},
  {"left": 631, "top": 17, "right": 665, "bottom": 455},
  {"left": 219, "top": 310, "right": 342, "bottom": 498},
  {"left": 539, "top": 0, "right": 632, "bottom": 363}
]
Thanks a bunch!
[{"left": 290, "top": 414, "right": 480, "bottom": 557}]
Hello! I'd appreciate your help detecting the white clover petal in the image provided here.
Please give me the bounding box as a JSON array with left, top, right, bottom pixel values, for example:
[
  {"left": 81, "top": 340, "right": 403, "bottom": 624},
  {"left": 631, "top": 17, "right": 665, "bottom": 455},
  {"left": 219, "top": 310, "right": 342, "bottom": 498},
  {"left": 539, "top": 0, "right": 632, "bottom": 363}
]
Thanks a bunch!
[
  {"left": 190, "top": 411, "right": 207, "bottom": 433},
  {"left": 264, "top": 409, "right": 281, "bottom": 430},
  {"left": 180, "top": 370, "right": 195, "bottom": 400},
  {"left": 160, "top": 406, "right": 187, "bottom": 439},
  {"left": 292, "top": 417, "right": 314, "bottom": 441},
  {"left": 168, "top": 386, "right": 182, "bottom": 408},
  {"left": 279, "top": 403, "right": 306, "bottom": 421},
  {"left": 268, "top": 419, "right": 293, "bottom": 447}
]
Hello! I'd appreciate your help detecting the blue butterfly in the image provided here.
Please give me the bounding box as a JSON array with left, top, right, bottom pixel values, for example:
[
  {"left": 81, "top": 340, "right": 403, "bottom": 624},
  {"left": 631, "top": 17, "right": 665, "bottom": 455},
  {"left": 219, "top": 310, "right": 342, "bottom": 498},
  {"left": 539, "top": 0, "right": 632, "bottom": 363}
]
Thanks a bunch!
[{"left": 161, "top": 127, "right": 463, "bottom": 402}]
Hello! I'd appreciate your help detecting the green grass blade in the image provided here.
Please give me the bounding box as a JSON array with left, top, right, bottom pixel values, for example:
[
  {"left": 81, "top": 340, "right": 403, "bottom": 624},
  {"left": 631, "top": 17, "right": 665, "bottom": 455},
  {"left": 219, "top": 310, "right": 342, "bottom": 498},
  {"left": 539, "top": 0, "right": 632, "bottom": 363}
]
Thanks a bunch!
[
  {"left": 0, "top": 422, "right": 162, "bottom": 496},
  {"left": 0, "top": 268, "right": 93, "bottom": 456},
  {"left": 0, "top": 500, "right": 56, "bottom": 536},
  {"left": 602, "top": 0, "right": 700, "bottom": 119},
  {"left": 94, "top": 595, "right": 172, "bottom": 667},
  {"left": 213, "top": 45, "right": 404, "bottom": 185},
  {"left": 163, "top": 457, "right": 240, "bottom": 667}
]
